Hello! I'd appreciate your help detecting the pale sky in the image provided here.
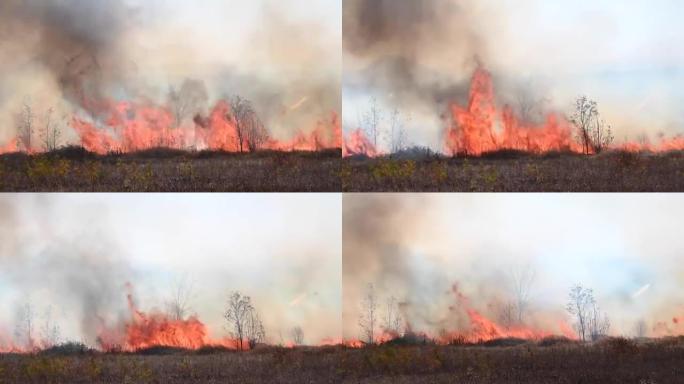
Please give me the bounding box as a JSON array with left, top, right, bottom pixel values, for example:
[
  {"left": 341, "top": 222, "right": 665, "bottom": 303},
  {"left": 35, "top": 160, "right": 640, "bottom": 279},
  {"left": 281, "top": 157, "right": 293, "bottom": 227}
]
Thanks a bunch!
[{"left": 0, "top": 194, "right": 341, "bottom": 345}]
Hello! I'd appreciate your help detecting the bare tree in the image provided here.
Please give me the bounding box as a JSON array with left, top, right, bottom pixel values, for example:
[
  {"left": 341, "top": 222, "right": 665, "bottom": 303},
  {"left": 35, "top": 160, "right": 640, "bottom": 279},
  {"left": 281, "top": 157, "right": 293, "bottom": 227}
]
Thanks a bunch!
[
  {"left": 167, "top": 79, "right": 209, "bottom": 128},
  {"left": 15, "top": 301, "right": 35, "bottom": 349},
  {"left": 510, "top": 264, "right": 536, "bottom": 324},
  {"left": 227, "top": 96, "right": 255, "bottom": 153},
  {"left": 165, "top": 275, "right": 195, "bottom": 321},
  {"left": 566, "top": 285, "right": 594, "bottom": 342},
  {"left": 498, "top": 301, "right": 516, "bottom": 329},
  {"left": 389, "top": 108, "right": 407, "bottom": 153},
  {"left": 224, "top": 291, "right": 252, "bottom": 351},
  {"left": 18, "top": 100, "right": 35, "bottom": 152},
  {"left": 587, "top": 303, "right": 610, "bottom": 341},
  {"left": 40, "top": 108, "right": 62, "bottom": 152},
  {"left": 363, "top": 98, "right": 383, "bottom": 149},
  {"left": 570, "top": 96, "right": 613, "bottom": 154},
  {"left": 359, "top": 283, "right": 378, "bottom": 344},
  {"left": 224, "top": 291, "right": 264, "bottom": 351},
  {"left": 40, "top": 306, "right": 60, "bottom": 348},
  {"left": 383, "top": 296, "right": 402, "bottom": 335},
  {"left": 245, "top": 309, "right": 265, "bottom": 348},
  {"left": 245, "top": 113, "right": 269, "bottom": 152},
  {"left": 291, "top": 326, "right": 304, "bottom": 346}
]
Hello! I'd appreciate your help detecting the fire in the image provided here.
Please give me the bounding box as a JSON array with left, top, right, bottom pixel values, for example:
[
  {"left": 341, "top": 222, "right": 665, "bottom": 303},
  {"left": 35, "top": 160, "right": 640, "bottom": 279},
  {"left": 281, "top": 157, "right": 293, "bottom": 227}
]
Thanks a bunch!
[
  {"left": 444, "top": 67, "right": 581, "bottom": 156},
  {"left": 1, "top": 98, "right": 340, "bottom": 155},
  {"left": 343, "top": 128, "right": 378, "bottom": 157},
  {"left": 437, "top": 284, "right": 576, "bottom": 344},
  {"left": 98, "top": 288, "right": 242, "bottom": 352}
]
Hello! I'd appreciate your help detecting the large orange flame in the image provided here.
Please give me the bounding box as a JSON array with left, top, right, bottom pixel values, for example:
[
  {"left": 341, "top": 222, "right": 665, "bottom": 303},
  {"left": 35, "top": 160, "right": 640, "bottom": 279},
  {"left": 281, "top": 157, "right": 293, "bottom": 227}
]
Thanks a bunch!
[
  {"left": 97, "top": 287, "right": 242, "bottom": 352},
  {"left": 444, "top": 67, "right": 581, "bottom": 156},
  {"left": 1, "top": 98, "right": 340, "bottom": 155}
]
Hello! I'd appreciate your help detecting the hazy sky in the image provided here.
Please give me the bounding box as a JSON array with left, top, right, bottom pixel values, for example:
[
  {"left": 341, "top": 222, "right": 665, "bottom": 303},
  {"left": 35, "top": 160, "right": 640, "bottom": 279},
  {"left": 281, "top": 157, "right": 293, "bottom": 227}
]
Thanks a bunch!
[
  {"left": 0, "top": 194, "right": 341, "bottom": 346},
  {"left": 343, "top": 0, "right": 684, "bottom": 151},
  {"left": 343, "top": 194, "right": 684, "bottom": 339}
]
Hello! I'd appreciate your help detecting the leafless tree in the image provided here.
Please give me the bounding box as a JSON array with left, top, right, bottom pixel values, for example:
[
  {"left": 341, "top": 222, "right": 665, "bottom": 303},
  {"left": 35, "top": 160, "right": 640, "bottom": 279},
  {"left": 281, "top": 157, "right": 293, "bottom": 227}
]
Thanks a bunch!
[
  {"left": 228, "top": 96, "right": 255, "bottom": 153},
  {"left": 510, "top": 264, "right": 536, "bottom": 324},
  {"left": 40, "top": 306, "right": 60, "bottom": 348},
  {"left": 40, "top": 108, "right": 62, "bottom": 152},
  {"left": 383, "top": 296, "right": 402, "bottom": 335},
  {"left": 566, "top": 285, "right": 595, "bottom": 342},
  {"left": 634, "top": 319, "right": 647, "bottom": 338},
  {"left": 165, "top": 275, "right": 195, "bottom": 321},
  {"left": 359, "top": 283, "right": 378, "bottom": 344},
  {"left": 224, "top": 291, "right": 253, "bottom": 351},
  {"left": 587, "top": 303, "right": 610, "bottom": 341},
  {"left": 18, "top": 100, "right": 35, "bottom": 152},
  {"left": 363, "top": 98, "right": 383, "bottom": 149},
  {"left": 245, "top": 113, "right": 269, "bottom": 152},
  {"left": 167, "top": 79, "right": 209, "bottom": 128},
  {"left": 14, "top": 301, "right": 35, "bottom": 349},
  {"left": 570, "top": 96, "right": 613, "bottom": 154},
  {"left": 245, "top": 308, "right": 265, "bottom": 349},
  {"left": 291, "top": 326, "right": 304, "bottom": 346},
  {"left": 498, "top": 301, "right": 516, "bottom": 329},
  {"left": 389, "top": 108, "right": 407, "bottom": 153}
]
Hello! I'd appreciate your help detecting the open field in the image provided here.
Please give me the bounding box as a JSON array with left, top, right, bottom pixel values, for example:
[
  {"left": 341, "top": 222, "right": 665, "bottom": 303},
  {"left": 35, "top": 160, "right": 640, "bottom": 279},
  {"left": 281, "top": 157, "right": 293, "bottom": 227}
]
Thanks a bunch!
[
  {"left": 0, "top": 147, "right": 341, "bottom": 192},
  {"left": 343, "top": 151, "right": 684, "bottom": 192},
  {"left": 2, "top": 337, "right": 682, "bottom": 383}
]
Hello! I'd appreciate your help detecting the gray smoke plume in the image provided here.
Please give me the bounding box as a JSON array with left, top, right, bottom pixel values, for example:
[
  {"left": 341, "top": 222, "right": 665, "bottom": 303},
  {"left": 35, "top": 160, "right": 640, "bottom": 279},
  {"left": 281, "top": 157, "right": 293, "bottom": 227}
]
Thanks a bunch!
[{"left": 0, "top": 0, "right": 340, "bottom": 144}]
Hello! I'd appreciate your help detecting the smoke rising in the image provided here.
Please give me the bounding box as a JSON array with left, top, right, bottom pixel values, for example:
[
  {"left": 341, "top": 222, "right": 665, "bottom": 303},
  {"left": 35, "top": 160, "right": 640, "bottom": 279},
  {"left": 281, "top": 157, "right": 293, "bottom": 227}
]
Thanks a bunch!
[
  {"left": 0, "top": 0, "right": 340, "bottom": 145},
  {"left": 343, "top": 194, "right": 684, "bottom": 340},
  {"left": 0, "top": 194, "right": 341, "bottom": 348},
  {"left": 343, "top": 0, "right": 684, "bottom": 150}
]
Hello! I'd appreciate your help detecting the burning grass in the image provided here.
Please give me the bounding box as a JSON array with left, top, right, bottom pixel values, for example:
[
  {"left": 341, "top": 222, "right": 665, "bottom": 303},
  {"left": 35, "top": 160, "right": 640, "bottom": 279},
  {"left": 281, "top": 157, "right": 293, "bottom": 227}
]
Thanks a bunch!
[
  {"left": 342, "top": 150, "right": 684, "bottom": 192},
  {"left": 0, "top": 147, "right": 341, "bottom": 192},
  {"left": 1, "top": 337, "right": 682, "bottom": 383}
]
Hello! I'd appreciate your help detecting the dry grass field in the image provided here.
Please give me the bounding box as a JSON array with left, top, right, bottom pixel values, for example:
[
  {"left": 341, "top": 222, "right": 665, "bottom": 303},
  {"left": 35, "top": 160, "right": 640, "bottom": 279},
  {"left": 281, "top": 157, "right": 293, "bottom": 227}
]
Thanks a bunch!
[
  {"left": 0, "top": 147, "right": 341, "bottom": 192},
  {"left": 342, "top": 150, "right": 684, "bottom": 192},
  {"left": 1, "top": 337, "right": 682, "bottom": 384}
]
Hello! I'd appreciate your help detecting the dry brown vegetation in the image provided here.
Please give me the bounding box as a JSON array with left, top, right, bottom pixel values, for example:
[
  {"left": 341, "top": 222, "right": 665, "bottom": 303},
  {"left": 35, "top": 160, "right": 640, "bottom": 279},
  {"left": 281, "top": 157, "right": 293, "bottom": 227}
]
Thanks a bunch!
[
  {"left": 343, "top": 150, "right": 684, "bottom": 192},
  {"left": 2, "top": 337, "right": 683, "bottom": 383},
  {"left": 0, "top": 147, "right": 341, "bottom": 192}
]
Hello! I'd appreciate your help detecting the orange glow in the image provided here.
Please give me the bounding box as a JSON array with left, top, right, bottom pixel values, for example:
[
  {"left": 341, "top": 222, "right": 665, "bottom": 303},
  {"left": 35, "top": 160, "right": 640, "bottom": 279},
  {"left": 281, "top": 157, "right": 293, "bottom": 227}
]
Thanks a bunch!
[
  {"left": 343, "top": 128, "right": 378, "bottom": 157},
  {"left": 97, "top": 286, "right": 242, "bottom": 352},
  {"left": 444, "top": 67, "right": 581, "bottom": 156},
  {"left": 436, "top": 284, "right": 576, "bottom": 344},
  {"left": 0, "top": 98, "right": 340, "bottom": 155}
]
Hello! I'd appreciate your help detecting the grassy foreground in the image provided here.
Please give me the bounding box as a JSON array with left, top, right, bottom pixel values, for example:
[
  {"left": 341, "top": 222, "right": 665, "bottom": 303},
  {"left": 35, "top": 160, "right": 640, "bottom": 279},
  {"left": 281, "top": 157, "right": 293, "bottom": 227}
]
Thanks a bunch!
[
  {"left": 1, "top": 337, "right": 682, "bottom": 383},
  {"left": 343, "top": 150, "right": 684, "bottom": 192},
  {"left": 0, "top": 147, "right": 341, "bottom": 192}
]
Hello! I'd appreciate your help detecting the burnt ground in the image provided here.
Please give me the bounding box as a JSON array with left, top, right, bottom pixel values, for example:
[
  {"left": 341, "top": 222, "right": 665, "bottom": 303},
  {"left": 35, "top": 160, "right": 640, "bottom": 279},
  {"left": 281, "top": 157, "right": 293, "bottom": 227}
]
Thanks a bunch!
[
  {"left": 0, "top": 337, "right": 682, "bottom": 383},
  {"left": 343, "top": 150, "right": 684, "bottom": 192},
  {"left": 0, "top": 147, "right": 341, "bottom": 192}
]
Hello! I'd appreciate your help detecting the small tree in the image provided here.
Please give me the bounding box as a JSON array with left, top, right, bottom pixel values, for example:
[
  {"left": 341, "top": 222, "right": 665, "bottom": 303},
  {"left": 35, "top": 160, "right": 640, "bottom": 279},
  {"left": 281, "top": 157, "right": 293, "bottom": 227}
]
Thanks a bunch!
[
  {"left": 227, "top": 96, "right": 255, "bottom": 153},
  {"left": 566, "top": 285, "right": 594, "bottom": 342},
  {"left": 511, "top": 264, "right": 536, "bottom": 324},
  {"left": 40, "top": 306, "right": 60, "bottom": 348},
  {"left": 363, "top": 98, "right": 382, "bottom": 149},
  {"left": 358, "top": 283, "right": 378, "bottom": 344},
  {"left": 570, "top": 96, "right": 613, "bottom": 154},
  {"left": 291, "top": 326, "right": 304, "bottom": 346},
  {"left": 40, "top": 108, "right": 62, "bottom": 152},
  {"left": 224, "top": 291, "right": 253, "bottom": 351},
  {"left": 18, "top": 100, "right": 34, "bottom": 152},
  {"left": 389, "top": 108, "right": 407, "bottom": 153},
  {"left": 245, "top": 309, "right": 265, "bottom": 348},
  {"left": 245, "top": 113, "right": 268, "bottom": 152},
  {"left": 587, "top": 303, "right": 610, "bottom": 341},
  {"left": 383, "top": 296, "right": 402, "bottom": 335},
  {"left": 165, "top": 275, "right": 195, "bottom": 321},
  {"left": 15, "top": 301, "right": 35, "bottom": 349}
]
